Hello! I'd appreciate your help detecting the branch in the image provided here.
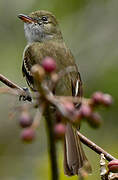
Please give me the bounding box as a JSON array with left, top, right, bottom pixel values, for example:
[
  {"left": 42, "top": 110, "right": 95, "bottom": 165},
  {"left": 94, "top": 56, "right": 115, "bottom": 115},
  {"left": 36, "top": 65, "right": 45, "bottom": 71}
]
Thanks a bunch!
[
  {"left": 0, "top": 74, "right": 32, "bottom": 101},
  {"left": 45, "top": 105, "right": 59, "bottom": 180},
  {"left": 0, "top": 74, "right": 23, "bottom": 90},
  {"left": 77, "top": 131, "right": 116, "bottom": 162},
  {"left": 0, "top": 71, "right": 115, "bottom": 180}
]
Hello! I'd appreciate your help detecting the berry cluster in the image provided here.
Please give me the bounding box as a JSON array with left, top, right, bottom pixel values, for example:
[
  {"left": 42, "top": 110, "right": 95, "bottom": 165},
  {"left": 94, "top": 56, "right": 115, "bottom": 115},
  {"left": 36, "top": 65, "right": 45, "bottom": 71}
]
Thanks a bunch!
[
  {"left": 100, "top": 154, "right": 118, "bottom": 179},
  {"left": 92, "top": 92, "right": 113, "bottom": 107},
  {"left": 19, "top": 57, "right": 57, "bottom": 142},
  {"left": 16, "top": 57, "right": 113, "bottom": 142},
  {"left": 18, "top": 105, "right": 35, "bottom": 142},
  {"left": 0, "top": 54, "right": 115, "bottom": 180}
]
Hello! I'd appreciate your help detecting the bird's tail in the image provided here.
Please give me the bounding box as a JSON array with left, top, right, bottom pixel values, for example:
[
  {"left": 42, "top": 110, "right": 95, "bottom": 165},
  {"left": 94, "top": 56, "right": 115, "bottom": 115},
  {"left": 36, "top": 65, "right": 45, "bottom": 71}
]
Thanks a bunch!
[{"left": 64, "top": 123, "right": 92, "bottom": 176}]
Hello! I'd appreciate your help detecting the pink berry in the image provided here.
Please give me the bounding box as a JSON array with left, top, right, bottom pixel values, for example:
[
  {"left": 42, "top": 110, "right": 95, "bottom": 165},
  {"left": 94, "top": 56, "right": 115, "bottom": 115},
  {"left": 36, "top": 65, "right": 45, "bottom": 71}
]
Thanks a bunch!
[
  {"left": 19, "top": 113, "right": 33, "bottom": 128},
  {"left": 42, "top": 57, "right": 56, "bottom": 72},
  {"left": 108, "top": 160, "right": 118, "bottom": 173},
  {"left": 21, "top": 128, "right": 35, "bottom": 142},
  {"left": 80, "top": 105, "right": 92, "bottom": 118},
  {"left": 63, "top": 101, "right": 75, "bottom": 113},
  {"left": 54, "top": 123, "right": 66, "bottom": 139},
  {"left": 92, "top": 92, "right": 104, "bottom": 104},
  {"left": 102, "top": 94, "right": 113, "bottom": 106},
  {"left": 89, "top": 112, "right": 102, "bottom": 128},
  {"left": 62, "top": 101, "right": 78, "bottom": 121}
]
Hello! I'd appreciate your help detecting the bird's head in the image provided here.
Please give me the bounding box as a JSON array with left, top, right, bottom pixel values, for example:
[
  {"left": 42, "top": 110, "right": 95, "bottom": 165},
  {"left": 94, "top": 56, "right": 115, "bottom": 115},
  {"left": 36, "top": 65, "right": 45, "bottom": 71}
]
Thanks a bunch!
[{"left": 18, "top": 10, "right": 63, "bottom": 43}]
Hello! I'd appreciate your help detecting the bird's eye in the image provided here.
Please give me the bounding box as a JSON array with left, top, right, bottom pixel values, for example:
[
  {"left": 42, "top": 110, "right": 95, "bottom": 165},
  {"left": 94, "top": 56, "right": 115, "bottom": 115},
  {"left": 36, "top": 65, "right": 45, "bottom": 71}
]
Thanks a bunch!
[{"left": 42, "top": 16, "right": 48, "bottom": 21}]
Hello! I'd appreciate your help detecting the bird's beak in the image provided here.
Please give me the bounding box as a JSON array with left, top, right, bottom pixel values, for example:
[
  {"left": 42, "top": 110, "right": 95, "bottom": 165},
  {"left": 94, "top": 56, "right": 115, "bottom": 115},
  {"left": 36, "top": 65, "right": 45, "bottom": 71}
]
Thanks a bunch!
[{"left": 18, "top": 14, "right": 36, "bottom": 23}]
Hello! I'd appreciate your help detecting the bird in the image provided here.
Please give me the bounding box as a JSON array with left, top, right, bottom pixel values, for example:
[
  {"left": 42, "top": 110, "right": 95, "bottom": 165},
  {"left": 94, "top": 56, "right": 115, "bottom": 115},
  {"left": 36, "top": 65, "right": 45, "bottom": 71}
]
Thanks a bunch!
[{"left": 18, "top": 10, "right": 91, "bottom": 176}]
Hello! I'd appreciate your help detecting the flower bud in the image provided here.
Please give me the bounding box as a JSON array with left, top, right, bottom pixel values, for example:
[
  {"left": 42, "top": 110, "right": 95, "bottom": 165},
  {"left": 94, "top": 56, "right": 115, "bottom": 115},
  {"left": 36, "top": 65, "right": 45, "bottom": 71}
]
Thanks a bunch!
[
  {"left": 42, "top": 57, "right": 56, "bottom": 73},
  {"left": 62, "top": 101, "right": 79, "bottom": 122},
  {"left": 102, "top": 94, "right": 113, "bottom": 107},
  {"left": 54, "top": 123, "right": 66, "bottom": 139},
  {"left": 63, "top": 101, "right": 75, "bottom": 113},
  {"left": 108, "top": 160, "right": 118, "bottom": 173},
  {"left": 88, "top": 112, "right": 102, "bottom": 128},
  {"left": 92, "top": 92, "right": 104, "bottom": 104},
  {"left": 19, "top": 112, "right": 33, "bottom": 128},
  {"left": 51, "top": 73, "right": 58, "bottom": 83},
  {"left": 80, "top": 104, "right": 92, "bottom": 118},
  {"left": 21, "top": 128, "right": 35, "bottom": 142},
  {"left": 31, "top": 64, "right": 45, "bottom": 81}
]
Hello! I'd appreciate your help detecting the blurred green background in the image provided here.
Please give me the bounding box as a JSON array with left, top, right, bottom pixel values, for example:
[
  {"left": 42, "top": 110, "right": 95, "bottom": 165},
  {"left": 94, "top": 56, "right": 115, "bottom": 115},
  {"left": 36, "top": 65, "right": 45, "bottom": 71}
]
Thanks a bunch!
[{"left": 0, "top": 0, "right": 118, "bottom": 179}]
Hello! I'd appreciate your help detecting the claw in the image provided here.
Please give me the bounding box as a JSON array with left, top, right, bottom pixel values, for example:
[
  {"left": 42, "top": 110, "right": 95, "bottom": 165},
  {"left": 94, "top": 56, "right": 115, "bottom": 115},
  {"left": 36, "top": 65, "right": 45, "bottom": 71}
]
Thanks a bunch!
[{"left": 19, "top": 87, "right": 32, "bottom": 102}]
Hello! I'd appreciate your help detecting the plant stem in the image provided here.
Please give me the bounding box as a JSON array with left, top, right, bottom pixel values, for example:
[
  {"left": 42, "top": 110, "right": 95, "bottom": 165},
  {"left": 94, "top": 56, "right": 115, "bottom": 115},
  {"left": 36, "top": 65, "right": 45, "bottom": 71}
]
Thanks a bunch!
[
  {"left": 45, "top": 105, "right": 59, "bottom": 180},
  {"left": 0, "top": 74, "right": 32, "bottom": 101},
  {"left": 77, "top": 131, "right": 116, "bottom": 161},
  {"left": 0, "top": 74, "right": 23, "bottom": 90}
]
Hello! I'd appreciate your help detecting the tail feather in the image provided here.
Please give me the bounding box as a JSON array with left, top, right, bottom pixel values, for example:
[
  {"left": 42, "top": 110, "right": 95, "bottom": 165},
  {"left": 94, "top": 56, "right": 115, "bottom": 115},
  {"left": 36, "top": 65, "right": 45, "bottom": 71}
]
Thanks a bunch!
[{"left": 64, "top": 123, "right": 91, "bottom": 176}]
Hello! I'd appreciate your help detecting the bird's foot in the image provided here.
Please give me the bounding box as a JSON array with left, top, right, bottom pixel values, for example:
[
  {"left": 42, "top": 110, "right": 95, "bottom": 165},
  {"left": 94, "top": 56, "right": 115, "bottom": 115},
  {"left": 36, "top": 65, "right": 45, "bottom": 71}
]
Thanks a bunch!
[{"left": 19, "top": 87, "right": 32, "bottom": 102}]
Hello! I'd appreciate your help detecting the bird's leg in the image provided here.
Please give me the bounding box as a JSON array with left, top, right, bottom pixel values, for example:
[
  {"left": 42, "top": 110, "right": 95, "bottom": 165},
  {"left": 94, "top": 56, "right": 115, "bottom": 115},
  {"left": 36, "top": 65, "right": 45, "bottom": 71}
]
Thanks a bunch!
[{"left": 19, "top": 87, "right": 32, "bottom": 102}]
